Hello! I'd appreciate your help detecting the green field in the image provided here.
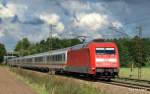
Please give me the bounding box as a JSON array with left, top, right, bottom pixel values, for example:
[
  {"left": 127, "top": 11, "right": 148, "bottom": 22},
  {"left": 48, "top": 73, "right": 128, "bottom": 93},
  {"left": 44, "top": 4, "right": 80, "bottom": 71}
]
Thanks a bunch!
[{"left": 119, "top": 67, "right": 150, "bottom": 80}]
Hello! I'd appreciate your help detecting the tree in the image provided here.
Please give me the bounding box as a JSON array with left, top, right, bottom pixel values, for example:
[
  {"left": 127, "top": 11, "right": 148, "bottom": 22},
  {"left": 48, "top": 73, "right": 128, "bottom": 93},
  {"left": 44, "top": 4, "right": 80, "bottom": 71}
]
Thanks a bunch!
[
  {"left": 14, "top": 37, "right": 81, "bottom": 56},
  {"left": 14, "top": 38, "right": 31, "bottom": 56},
  {"left": 0, "top": 43, "right": 6, "bottom": 63},
  {"left": 129, "top": 36, "right": 145, "bottom": 79},
  {"left": 116, "top": 38, "right": 132, "bottom": 67},
  {"left": 142, "top": 38, "right": 150, "bottom": 66},
  {"left": 129, "top": 36, "right": 144, "bottom": 66},
  {"left": 107, "top": 38, "right": 133, "bottom": 67}
]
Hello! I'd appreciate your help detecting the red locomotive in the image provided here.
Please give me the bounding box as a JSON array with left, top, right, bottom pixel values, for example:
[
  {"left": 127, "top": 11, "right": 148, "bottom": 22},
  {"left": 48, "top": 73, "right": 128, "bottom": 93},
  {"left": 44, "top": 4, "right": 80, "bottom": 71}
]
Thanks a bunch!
[
  {"left": 8, "top": 39, "right": 120, "bottom": 79},
  {"left": 66, "top": 40, "right": 119, "bottom": 78}
]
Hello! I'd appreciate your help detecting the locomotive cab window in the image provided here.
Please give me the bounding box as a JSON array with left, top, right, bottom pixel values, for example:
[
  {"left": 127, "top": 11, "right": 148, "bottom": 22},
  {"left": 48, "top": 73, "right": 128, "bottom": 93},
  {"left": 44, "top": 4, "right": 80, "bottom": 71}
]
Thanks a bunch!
[
  {"left": 96, "top": 48, "right": 115, "bottom": 54},
  {"left": 105, "top": 48, "right": 115, "bottom": 54},
  {"left": 96, "top": 48, "right": 105, "bottom": 54}
]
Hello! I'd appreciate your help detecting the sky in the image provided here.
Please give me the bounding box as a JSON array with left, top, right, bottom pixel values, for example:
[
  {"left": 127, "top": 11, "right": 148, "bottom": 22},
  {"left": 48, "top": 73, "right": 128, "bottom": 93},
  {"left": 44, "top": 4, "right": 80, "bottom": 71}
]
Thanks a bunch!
[{"left": 0, "top": 0, "right": 150, "bottom": 51}]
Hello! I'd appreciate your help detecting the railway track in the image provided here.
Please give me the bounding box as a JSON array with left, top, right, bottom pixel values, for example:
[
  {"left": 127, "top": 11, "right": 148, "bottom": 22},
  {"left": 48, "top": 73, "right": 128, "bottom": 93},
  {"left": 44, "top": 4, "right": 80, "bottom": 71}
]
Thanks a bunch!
[
  {"left": 57, "top": 73, "right": 150, "bottom": 91},
  {"left": 58, "top": 74, "right": 150, "bottom": 91},
  {"left": 105, "top": 80, "right": 150, "bottom": 91},
  {"left": 116, "top": 77, "right": 150, "bottom": 84}
]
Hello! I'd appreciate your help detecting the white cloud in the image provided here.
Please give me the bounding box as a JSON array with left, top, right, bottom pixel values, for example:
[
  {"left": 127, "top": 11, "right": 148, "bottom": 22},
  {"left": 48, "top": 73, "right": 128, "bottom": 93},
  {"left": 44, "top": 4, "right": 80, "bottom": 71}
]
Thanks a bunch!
[
  {"left": 40, "top": 14, "right": 60, "bottom": 24},
  {"left": 0, "top": 2, "right": 28, "bottom": 18},
  {"left": 74, "top": 13, "right": 108, "bottom": 30},
  {"left": 1, "top": 0, "right": 136, "bottom": 51},
  {"left": 0, "top": 3, "right": 16, "bottom": 18},
  {"left": 111, "top": 21, "right": 123, "bottom": 29},
  {"left": 0, "top": 31, "right": 4, "bottom": 38},
  {"left": 40, "top": 13, "right": 64, "bottom": 32},
  {"left": 60, "top": 0, "right": 91, "bottom": 14},
  {"left": 55, "top": 22, "right": 64, "bottom": 32}
]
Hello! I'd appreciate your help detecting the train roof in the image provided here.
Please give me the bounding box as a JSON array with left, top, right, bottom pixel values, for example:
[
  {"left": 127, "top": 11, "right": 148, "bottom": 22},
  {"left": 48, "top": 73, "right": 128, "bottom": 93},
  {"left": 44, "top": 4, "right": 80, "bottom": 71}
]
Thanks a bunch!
[
  {"left": 10, "top": 47, "right": 70, "bottom": 60},
  {"left": 70, "top": 40, "right": 116, "bottom": 50}
]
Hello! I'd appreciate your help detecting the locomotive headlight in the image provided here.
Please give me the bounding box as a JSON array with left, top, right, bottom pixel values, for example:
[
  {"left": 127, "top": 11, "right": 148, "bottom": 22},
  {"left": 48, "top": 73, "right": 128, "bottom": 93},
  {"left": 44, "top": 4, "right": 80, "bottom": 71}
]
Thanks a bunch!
[
  {"left": 89, "top": 67, "right": 96, "bottom": 73},
  {"left": 90, "top": 67, "right": 96, "bottom": 71},
  {"left": 92, "top": 68, "right": 95, "bottom": 70}
]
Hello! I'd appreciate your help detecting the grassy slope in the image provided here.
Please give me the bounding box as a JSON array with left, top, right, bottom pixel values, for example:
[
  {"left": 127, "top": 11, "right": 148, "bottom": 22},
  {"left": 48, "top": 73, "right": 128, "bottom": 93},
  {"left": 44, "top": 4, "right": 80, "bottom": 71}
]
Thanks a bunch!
[
  {"left": 10, "top": 68, "right": 105, "bottom": 94},
  {"left": 119, "top": 67, "right": 150, "bottom": 80}
]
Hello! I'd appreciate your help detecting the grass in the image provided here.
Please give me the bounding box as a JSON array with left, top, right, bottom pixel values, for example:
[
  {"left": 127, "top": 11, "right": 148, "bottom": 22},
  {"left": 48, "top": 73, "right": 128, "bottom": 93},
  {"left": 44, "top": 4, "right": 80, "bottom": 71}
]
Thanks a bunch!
[
  {"left": 0, "top": 64, "right": 5, "bottom": 66},
  {"left": 10, "top": 68, "right": 105, "bottom": 94},
  {"left": 119, "top": 67, "right": 150, "bottom": 80}
]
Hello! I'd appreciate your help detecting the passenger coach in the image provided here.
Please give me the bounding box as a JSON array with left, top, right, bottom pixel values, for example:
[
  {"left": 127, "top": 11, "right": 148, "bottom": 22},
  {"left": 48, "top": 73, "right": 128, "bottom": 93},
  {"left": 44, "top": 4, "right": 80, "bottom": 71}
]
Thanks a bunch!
[{"left": 8, "top": 39, "right": 120, "bottom": 79}]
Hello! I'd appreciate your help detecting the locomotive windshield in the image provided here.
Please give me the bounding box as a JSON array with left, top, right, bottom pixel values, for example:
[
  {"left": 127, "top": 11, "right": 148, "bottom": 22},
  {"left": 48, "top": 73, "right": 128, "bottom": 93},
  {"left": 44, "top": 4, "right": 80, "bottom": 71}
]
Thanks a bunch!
[{"left": 96, "top": 48, "right": 115, "bottom": 54}]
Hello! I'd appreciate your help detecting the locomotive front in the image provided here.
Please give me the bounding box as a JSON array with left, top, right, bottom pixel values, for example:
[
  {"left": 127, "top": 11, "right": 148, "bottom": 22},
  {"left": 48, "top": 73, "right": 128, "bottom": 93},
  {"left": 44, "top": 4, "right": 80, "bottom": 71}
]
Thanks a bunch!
[{"left": 88, "top": 42, "right": 120, "bottom": 78}]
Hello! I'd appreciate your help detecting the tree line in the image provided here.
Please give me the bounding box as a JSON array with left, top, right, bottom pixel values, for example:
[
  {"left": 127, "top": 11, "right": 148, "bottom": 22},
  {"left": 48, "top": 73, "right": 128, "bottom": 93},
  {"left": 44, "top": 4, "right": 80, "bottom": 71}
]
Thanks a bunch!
[
  {"left": 14, "top": 38, "right": 81, "bottom": 56},
  {"left": 108, "top": 36, "right": 150, "bottom": 67},
  {"left": 0, "top": 43, "right": 6, "bottom": 63},
  {"left": 14, "top": 37, "right": 150, "bottom": 67}
]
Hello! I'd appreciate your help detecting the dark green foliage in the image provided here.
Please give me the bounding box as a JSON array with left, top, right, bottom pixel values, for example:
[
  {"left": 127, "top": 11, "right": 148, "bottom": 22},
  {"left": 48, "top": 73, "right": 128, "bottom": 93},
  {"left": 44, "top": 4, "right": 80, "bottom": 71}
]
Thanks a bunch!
[
  {"left": 109, "top": 37, "right": 150, "bottom": 67},
  {"left": 129, "top": 36, "right": 145, "bottom": 67},
  {"left": 115, "top": 38, "right": 132, "bottom": 67},
  {"left": 14, "top": 38, "right": 31, "bottom": 56},
  {"left": 14, "top": 37, "right": 81, "bottom": 56},
  {"left": 0, "top": 43, "right": 6, "bottom": 63}
]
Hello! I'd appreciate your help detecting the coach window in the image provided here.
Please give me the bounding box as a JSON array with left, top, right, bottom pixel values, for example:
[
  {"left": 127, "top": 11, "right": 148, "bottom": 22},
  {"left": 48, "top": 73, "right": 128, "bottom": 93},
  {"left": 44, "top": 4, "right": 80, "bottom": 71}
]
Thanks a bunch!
[
  {"left": 57, "top": 55, "right": 59, "bottom": 61},
  {"left": 35, "top": 57, "right": 38, "bottom": 62},
  {"left": 27, "top": 58, "right": 31, "bottom": 62},
  {"left": 50, "top": 55, "right": 52, "bottom": 61},
  {"left": 50, "top": 56, "right": 52, "bottom": 61},
  {"left": 62, "top": 53, "right": 65, "bottom": 61},
  {"left": 57, "top": 55, "right": 60, "bottom": 61},
  {"left": 51, "top": 55, "right": 53, "bottom": 61},
  {"left": 47, "top": 56, "right": 50, "bottom": 61},
  {"left": 54, "top": 55, "right": 56, "bottom": 61},
  {"left": 22, "top": 59, "right": 25, "bottom": 63},
  {"left": 58, "top": 54, "right": 61, "bottom": 61},
  {"left": 26, "top": 58, "right": 28, "bottom": 62},
  {"left": 47, "top": 56, "right": 49, "bottom": 61},
  {"left": 52, "top": 55, "right": 55, "bottom": 61},
  {"left": 37, "top": 57, "right": 39, "bottom": 62},
  {"left": 56, "top": 55, "right": 58, "bottom": 61},
  {"left": 36, "top": 57, "right": 43, "bottom": 62},
  {"left": 58, "top": 55, "right": 61, "bottom": 61},
  {"left": 40, "top": 57, "right": 44, "bottom": 62},
  {"left": 55, "top": 55, "right": 57, "bottom": 61},
  {"left": 59, "top": 54, "right": 62, "bottom": 61}
]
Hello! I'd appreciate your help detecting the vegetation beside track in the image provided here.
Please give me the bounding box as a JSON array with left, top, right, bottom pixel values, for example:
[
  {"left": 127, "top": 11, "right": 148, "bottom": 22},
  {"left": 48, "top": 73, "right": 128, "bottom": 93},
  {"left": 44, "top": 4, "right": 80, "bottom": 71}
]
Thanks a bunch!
[
  {"left": 10, "top": 68, "right": 105, "bottom": 94},
  {"left": 119, "top": 68, "right": 150, "bottom": 81}
]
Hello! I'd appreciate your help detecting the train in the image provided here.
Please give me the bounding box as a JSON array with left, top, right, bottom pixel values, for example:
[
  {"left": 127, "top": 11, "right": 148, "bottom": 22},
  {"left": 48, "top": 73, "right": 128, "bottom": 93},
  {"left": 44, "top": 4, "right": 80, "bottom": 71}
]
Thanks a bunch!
[{"left": 7, "top": 39, "right": 120, "bottom": 79}]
